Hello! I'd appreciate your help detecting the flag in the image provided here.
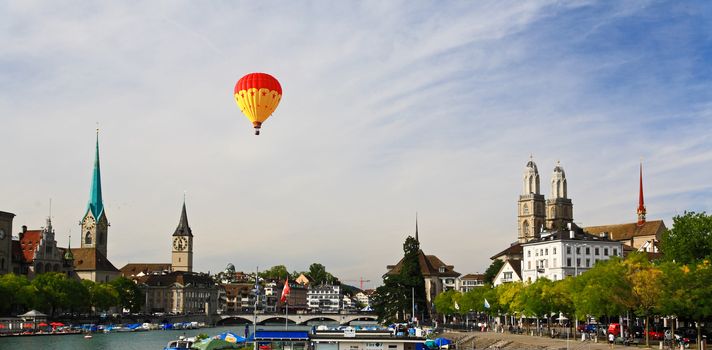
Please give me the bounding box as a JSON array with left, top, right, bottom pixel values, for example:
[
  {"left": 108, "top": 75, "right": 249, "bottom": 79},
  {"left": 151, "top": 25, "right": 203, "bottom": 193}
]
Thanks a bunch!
[
  {"left": 484, "top": 298, "right": 491, "bottom": 309},
  {"left": 280, "top": 278, "right": 291, "bottom": 303}
]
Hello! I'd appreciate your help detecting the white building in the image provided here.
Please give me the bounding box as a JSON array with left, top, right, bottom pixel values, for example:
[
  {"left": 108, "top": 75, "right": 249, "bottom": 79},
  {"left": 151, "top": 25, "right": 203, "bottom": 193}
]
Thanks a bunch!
[
  {"left": 307, "top": 284, "right": 342, "bottom": 313},
  {"left": 459, "top": 274, "right": 485, "bottom": 292},
  {"left": 492, "top": 260, "right": 522, "bottom": 286},
  {"left": 521, "top": 223, "right": 623, "bottom": 282}
]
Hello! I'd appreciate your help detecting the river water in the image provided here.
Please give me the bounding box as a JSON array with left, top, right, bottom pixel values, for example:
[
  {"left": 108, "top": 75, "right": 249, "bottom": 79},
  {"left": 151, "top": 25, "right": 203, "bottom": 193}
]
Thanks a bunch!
[{"left": 0, "top": 324, "right": 316, "bottom": 350}]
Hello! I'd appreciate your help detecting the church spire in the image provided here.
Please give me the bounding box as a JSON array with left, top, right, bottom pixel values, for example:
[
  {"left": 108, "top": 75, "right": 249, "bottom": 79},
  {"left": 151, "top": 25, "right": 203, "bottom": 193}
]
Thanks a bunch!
[
  {"left": 87, "top": 129, "right": 104, "bottom": 218},
  {"left": 415, "top": 213, "right": 419, "bottom": 243},
  {"left": 637, "top": 162, "right": 646, "bottom": 226},
  {"left": 173, "top": 199, "right": 193, "bottom": 236}
]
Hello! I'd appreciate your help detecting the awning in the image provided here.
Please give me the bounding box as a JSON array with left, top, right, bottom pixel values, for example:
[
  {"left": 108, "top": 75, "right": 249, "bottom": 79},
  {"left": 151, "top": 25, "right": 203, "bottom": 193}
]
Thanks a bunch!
[{"left": 254, "top": 331, "right": 309, "bottom": 341}]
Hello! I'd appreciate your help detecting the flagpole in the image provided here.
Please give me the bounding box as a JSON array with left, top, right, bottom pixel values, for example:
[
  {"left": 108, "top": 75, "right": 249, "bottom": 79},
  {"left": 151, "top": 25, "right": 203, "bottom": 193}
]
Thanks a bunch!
[
  {"left": 285, "top": 297, "right": 288, "bottom": 330},
  {"left": 254, "top": 266, "right": 259, "bottom": 350}
]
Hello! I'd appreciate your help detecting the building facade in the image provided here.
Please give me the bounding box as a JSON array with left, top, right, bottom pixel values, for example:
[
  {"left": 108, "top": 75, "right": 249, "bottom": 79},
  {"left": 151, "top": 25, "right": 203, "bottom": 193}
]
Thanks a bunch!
[
  {"left": 139, "top": 271, "right": 218, "bottom": 315},
  {"left": 0, "top": 211, "right": 15, "bottom": 274},
  {"left": 520, "top": 224, "right": 623, "bottom": 282},
  {"left": 307, "top": 284, "right": 343, "bottom": 313}
]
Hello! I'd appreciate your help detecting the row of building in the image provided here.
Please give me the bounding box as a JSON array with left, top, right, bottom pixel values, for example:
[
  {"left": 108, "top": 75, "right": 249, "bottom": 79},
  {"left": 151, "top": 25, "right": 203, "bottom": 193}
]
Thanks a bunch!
[
  {"left": 382, "top": 157, "right": 665, "bottom": 320},
  {"left": 0, "top": 133, "right": 666, "bottom": 320}
]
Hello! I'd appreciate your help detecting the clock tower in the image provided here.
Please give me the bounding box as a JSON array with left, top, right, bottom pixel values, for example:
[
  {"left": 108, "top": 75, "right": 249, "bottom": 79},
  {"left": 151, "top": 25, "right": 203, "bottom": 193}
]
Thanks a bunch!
[
  {"left": 81, "top": 131, "right": 109, "bottom": 257},
  {"left": 171, "top": 200, "right": 193, "bottom": 272}
]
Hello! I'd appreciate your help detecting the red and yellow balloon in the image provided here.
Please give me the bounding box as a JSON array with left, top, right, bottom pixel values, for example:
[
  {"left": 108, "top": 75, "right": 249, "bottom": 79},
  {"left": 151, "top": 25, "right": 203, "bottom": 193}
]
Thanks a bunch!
[{"left": 234, "top": 73, "right": 282, "bottom": 135}]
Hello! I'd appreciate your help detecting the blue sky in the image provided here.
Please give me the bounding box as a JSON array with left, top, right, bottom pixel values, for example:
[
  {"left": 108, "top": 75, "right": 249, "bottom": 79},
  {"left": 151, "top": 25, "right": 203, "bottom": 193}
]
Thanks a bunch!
[{"left": 1, "top": 1, "right": 711, "bottom": 288}]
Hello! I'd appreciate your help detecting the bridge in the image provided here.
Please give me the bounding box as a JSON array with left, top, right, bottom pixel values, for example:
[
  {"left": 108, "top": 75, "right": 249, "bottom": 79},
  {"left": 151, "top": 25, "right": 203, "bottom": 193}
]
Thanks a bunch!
[{"left": 216, "top": 313, "right": 378, "bottom": 326}]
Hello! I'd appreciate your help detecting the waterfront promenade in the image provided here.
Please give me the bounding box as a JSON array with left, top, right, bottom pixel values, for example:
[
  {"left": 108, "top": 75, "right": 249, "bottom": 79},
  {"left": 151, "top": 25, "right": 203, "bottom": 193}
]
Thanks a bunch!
[{"left": 445, "top": 330, "right": 668, "bottom": 350}]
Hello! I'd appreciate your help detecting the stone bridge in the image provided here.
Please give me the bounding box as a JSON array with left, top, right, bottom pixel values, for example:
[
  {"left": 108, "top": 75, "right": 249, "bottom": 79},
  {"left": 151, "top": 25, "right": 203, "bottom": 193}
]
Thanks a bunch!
[{"left": 216, "top": 313, "right": 378, "bottom": 326}]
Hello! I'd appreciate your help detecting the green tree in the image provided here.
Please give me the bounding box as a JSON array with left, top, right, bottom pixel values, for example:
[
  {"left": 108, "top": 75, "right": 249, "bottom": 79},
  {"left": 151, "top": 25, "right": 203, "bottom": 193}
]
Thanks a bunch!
[
  {"left": 571, "top": 258, "right": 629, "bottom": 319},
  {"left": 372, "top": 236, "right": 426, "bottom": 323},
  {"left": 660, "top": 211, "right": 712, "bottom": 264},
  {"left": 622, "top": 253, "right": 662, "bottom": 347},
  {"left": 31, "top": 272, "right": 72, "bottom": 317},
  {"left": 484, "top": 260, "right": 504, "bottom": 285},
  {"left": 433, "top": 290, "right": 461, "bottom": 322},
  {"left": 659, "top": 260, "right": 712, "bottom": 348},
  {"left": 519, "top": 278, "right": 556, "bottom": 333},
  {"left": 307, "top": 263, "right": 339, "bottom": 285},
  {"left": 0, "top": 274, "right": 34, "bottom": 315},
  {"left": 110, "top": 277, "right": 144, "bottom": 313},
  {"left": 260, "top": 265, "right": 290, "bottom": 281}
]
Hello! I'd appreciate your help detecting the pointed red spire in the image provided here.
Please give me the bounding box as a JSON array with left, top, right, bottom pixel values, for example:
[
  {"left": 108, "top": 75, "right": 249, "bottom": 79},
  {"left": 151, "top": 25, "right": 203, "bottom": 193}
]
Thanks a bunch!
[{"left": 637, "top": 162, "right": 646, "bottom": 226}]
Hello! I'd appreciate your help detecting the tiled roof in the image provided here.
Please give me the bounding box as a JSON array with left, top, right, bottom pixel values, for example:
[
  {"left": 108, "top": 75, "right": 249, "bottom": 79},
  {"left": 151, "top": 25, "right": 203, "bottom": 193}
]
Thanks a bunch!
[
  {"left": 223, "top": 283, "right": 253, "bottom": 298},
  {"left": 71, "top": 248, "right": 119, "bottom": 272},
  {"left": 507, "top": 259, "right": 522, "bottom": 279},
  {"left": 19, "top": 230, "right": 42, "bottom": 263},
  {"left": 584, "top": 220, "right": 666, "bottom": 241},
  {"left": 386, "top": 250, "right": 460, "bottom": 278},
  {"left": 490, "top": 243, "right": 523, "bottom": 260},
  {"left": 120, "top": 263, "right": 172, "bottom": 277},
  {"left": 460, "top": 273, "right": 485, "bottom": 280},
  {"left": 138, "top": 271, "right": 215, "bottom": 287}
]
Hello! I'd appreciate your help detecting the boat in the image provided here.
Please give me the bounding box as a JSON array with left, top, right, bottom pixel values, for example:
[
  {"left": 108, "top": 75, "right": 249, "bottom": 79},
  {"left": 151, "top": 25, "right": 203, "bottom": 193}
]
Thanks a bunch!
[{"left": 164, "top": 336, "right": 194, "bottom": 350}]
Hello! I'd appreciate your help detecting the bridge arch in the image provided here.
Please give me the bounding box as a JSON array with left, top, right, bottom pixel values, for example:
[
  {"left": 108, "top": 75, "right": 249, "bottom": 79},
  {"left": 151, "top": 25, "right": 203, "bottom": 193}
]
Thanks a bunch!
[{"left": 216, "top": 316, "right": 254, "bottom": 326}]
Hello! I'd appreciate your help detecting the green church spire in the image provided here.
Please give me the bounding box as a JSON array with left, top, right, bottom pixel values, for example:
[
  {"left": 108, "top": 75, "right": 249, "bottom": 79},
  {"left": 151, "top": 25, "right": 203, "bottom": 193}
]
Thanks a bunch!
[{"left": 87, "top": 130, "right": 104, "bottom": 218}]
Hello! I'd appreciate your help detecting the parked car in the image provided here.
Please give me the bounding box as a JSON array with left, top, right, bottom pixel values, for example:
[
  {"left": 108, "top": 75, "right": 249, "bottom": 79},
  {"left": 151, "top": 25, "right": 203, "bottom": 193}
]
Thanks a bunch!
[{"left": 647, "top": 329, "right": 664, "bottom": 340}]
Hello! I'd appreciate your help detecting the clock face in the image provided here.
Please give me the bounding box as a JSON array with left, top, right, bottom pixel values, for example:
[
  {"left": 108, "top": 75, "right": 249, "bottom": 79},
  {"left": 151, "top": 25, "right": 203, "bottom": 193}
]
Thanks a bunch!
[
  {"left": 0, "top": 229, "right": 5, "bottom": 240},
  {"left": 173, "top": 237, "right": 187, "bottom": 251},
  {"left": 84, "top": 216, "right": 96, "bottom": 229}
]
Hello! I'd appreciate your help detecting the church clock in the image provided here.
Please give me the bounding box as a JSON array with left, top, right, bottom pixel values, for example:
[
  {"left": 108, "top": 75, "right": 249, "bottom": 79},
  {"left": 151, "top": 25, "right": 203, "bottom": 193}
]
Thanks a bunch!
[{"left": 173, "top": 237, "right": 187, "bottom": 251}]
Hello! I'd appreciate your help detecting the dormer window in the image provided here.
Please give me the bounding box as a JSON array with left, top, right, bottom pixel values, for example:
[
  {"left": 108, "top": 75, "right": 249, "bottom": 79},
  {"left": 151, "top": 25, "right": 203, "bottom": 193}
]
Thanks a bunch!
[{"left": 439, "top": 266, "right": 445, "bottom": 273}]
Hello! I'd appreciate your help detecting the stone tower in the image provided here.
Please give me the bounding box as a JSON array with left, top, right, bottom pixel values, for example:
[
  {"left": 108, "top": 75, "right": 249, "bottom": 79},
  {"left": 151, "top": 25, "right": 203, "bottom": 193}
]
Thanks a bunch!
[
  {"left": 0, "top": 211, "right": 15, "bottom": 274},
  {"left": 171, "top": 200, "right": 193, "bottom": 272},
  {"left": 80, "top": 131, "right": 109, "bottom": 257},
  {"left": 518, "top": 157, "right": 545, "bottom": 243},
  {"left": 546, "top": 161, "right": 573, "bottom": 230}
]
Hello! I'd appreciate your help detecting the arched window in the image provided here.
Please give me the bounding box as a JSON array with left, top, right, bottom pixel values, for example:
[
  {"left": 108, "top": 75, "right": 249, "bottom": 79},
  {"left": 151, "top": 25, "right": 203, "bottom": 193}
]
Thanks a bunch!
[
  {"left": 85, "top": 231, "right": 92, "bottom": 245},
  {"left": 523, "top": 221, "right": 530, "bottom": 235},
  {"left": 523, "top": 203, "right": 529, "bottom": 215}
]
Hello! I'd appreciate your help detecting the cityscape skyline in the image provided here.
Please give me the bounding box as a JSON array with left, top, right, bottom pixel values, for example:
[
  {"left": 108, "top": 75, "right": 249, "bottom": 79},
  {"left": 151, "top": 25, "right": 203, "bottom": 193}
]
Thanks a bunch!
[{"left": 2, "top": 2, "right": 711, "bottom": 289}]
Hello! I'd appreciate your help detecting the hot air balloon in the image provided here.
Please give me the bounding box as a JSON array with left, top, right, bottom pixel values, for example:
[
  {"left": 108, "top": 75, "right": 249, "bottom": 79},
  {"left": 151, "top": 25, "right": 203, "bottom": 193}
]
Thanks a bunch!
[{"left": 234, "top": 73, "right": 282, "bottom": 135}]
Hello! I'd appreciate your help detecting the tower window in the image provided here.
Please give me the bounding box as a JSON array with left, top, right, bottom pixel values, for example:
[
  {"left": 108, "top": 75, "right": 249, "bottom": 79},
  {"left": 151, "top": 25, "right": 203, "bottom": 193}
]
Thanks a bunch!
[
  {"left": 523, "top": 204, "right": 529, "bottom": 215},
  {"left": 85, "top": 232, "right": 92, "bottom": 245}
]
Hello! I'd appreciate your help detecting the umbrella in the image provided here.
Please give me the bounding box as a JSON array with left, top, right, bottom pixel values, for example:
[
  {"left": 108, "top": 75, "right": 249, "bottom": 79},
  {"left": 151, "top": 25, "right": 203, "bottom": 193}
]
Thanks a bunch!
[
  {"left": 38, "top": 322, "right": 49, "bottom": 327},
  {"left": 0, "top": 324, "right": 6, "bottom": 329},
  {"left": 50, "top": 322, "right": 65, "bottom": 327},
  {"left": 23, "top": 323, "right": 34, "bottom": 329},
  {"left": 434, "top": 338, "right": 452, "bottom": 348},
  {"left": 217, "top": 331, "right": 246, "bottom": 343},
  {"left": 193, "top": 338, "right": 241, "bottom": 350}
]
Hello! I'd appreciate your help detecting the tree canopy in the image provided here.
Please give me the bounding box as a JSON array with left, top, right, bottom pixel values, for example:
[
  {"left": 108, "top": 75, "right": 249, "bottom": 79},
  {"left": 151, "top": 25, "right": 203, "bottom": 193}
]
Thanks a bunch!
[{"left": 660, "top": 211, "right": 712, "bottom": 264}]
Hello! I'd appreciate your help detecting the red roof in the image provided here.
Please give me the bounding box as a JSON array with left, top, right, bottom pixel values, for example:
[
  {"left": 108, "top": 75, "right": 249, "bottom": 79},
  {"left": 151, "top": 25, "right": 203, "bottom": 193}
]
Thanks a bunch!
[{"left": 20, "top": 230, "right": 42, "bottom": 263}]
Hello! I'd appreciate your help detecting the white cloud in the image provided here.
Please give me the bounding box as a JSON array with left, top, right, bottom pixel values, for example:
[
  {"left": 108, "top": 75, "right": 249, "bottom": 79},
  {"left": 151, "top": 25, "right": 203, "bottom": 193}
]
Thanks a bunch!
[{"left": 1, "top": 1, "right": 711, "bottom": 288}]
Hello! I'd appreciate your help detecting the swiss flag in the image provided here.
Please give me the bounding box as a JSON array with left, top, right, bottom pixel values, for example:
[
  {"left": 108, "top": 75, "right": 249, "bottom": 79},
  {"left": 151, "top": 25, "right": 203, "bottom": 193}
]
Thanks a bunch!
[{"left": 280, "top": 278, "right": 291, "bottom": 303}]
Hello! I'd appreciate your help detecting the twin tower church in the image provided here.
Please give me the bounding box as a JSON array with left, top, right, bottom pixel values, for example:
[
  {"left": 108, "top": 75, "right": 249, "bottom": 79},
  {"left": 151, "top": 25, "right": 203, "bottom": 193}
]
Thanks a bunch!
[
  {"left": 517, "top": 157, "right": 574, "bottom": 243},
  {"left": 0, "top": 132, "right": 195, "bottom": 282}
]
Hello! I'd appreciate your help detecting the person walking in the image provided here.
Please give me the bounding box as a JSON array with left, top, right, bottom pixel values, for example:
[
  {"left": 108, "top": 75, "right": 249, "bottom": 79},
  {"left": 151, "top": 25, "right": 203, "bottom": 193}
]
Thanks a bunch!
[{"left": 608, "top": 331, "right": 615, "bottom": 348}]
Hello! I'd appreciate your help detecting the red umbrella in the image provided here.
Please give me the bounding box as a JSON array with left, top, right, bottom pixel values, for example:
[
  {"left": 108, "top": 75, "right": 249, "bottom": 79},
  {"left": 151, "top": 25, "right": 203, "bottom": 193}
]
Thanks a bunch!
[
  {"left": 38, "top": 322, "right": 49, "bottom": 327},
  {"left": 50, "top": 322, "right": 64, "bottom": 327},
  {"left": 0, "top": 324, "right": 6, "bottom": 329},
  {"left": 22, "top": 323, "right": 34, "bottom": 328}
]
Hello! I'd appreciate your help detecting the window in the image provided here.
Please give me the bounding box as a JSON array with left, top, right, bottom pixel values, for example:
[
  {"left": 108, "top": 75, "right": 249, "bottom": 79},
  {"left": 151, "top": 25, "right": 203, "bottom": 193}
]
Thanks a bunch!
[
  {"left": 595, "top": 247, "right": 600, "bottom": 255},
  {"left": 553, "top": 247, "right": 557, "bottom": 254},
  {"left": 576, "top": 258, "right": 581, "bottom": 267},
  {"left": 527, "top": 250, "right": 531, "bottom": 257},
  {"left": 586, "top": 259, "right": 590, "bottom": 267},
  {"left": 545, "top": 248, "right": 549, "bottom": 255},
  {"left": 438, "top": 266, "right": 445, "bottom": 273},
  {"left": 576, "top": 247, "right": 581, "bottom": 254},
  {"left": 613, "top": 248, "right": 618, "bottom": 256},
  {"left": 604, "top": 248, "right": 609, "bottom": 256},
  {"left": 85, "top": 231, "right": 92, "bottom": 244},
  {"left": 567, "top": 258, "right": 571, "bottom": 267},
  {"left": 566, "top": 246, "right": 571, "bottom": 254},
  {"left": 503, "top": 272, "right": 512, "bottom": 280},
  {"left": 585, "top": 247, "right": 590, "bottom": 255},
  {"left": 523, "top": 221, "right": 530, "bottom": 235},
  {"left": 528, "top": 261, "right": 531, "bottom": 269},
  {"left": 523, "top": 203, "right": 529, "bottom": 215}
]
